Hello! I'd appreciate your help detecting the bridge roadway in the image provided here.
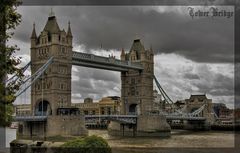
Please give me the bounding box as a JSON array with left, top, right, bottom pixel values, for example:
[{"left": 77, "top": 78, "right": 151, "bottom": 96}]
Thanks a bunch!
[
  {"left": 72, "top": 51, "right": 143, "bottom": 72},
  {"left": 14, "top": 114, "right": 206, "bottom": 124}
]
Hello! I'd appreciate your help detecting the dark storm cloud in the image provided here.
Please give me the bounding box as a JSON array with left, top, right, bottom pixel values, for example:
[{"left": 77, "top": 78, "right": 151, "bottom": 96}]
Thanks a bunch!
[
  {"left": 21, "top": 0, "right": 236, "bottom": 5},
  {"left": 12, "top": 6, "right": 234, "bottom": 107},
  {"left": 15, "top": 6, "right": 234, "bottom": 63}
]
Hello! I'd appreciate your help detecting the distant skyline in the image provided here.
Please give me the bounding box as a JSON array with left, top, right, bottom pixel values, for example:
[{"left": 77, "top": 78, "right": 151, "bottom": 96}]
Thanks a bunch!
[{"left": 11, "top": 6, "right": 234, "bottom": 108}]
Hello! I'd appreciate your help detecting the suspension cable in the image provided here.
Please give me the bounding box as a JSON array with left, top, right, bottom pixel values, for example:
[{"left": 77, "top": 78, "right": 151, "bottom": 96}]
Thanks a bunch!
[
  {"left": 5, "top": 61, "right": 31, "bottom": 84},
  {"left": 153, "top": 75, "right": 176, "bottom": 111},
  {"left": 24, "top": 83, "right": 27, "bottom": 116},
  {"left": 41, "top": 73, "right": 43, "bottom": 116},
  {"left": 15, "top": 57, "right": 53, "bottom": 97}
]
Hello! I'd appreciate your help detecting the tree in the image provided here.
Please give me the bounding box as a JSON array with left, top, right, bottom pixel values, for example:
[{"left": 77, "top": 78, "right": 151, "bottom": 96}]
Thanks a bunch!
[
  {"left": 59, "top": 135, "right": 112, "bottom": 153},
  {"left": 0, "top": 0, "right": 23, "bottom": 127}
]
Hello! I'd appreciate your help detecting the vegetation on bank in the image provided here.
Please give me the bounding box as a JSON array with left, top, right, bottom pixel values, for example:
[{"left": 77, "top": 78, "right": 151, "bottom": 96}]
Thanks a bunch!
[
  {"left": 57, "top": 135, "right": 111, "bottom": 153},
  {"left": 0, "top": 0, "right": 24, "bottom": 127}
]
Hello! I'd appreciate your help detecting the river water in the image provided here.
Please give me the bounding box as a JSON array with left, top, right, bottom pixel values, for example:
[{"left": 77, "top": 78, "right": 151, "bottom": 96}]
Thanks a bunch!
[
  {"left": 88, "top": 129, "right": 235, "bottom": 148},
  {"left": 3, "top": 128, "right": 235, "bottom": 150}
]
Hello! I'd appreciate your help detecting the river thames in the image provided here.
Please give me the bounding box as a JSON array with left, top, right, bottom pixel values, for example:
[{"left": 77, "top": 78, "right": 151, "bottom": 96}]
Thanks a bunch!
[
  {"left": 2, "top": 128, "right": 237, "bottom": 153},
  {"left": 4, "top": 128, "right": 234, "bottom": 148}
]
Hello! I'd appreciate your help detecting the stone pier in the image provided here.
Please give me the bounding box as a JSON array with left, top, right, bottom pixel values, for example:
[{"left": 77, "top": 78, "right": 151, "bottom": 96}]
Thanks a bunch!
[{"left": 108, "top": 114, "right": 171, "bottom": 137}]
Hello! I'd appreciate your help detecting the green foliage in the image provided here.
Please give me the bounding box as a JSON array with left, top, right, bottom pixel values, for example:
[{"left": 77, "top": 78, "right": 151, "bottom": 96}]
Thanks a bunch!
[
  {"left": 59, "top": 135, "right": 111, "bottom": 153},
  {"left": 0, "top": 0, "right": 23, "bottom": 127}
]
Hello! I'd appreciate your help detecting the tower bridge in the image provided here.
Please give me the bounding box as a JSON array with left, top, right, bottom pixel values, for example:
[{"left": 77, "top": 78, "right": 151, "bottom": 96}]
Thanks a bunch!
[{"left": 12, "top": 14, "right": 215, "bottom": 138}]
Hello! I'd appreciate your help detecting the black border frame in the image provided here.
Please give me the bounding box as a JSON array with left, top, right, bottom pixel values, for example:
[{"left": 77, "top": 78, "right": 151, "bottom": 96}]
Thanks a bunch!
[{"left": 1, "top": 0, "right": 239, "bottom": 152}]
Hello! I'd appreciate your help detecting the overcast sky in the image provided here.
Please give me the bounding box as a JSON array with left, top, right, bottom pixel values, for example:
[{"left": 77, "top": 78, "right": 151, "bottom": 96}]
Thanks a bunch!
[{"left": 12, "top": 5, "right": 235, "bottom": 108}]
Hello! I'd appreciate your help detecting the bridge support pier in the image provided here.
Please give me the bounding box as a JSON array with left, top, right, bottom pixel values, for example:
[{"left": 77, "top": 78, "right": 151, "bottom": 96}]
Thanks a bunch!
[
  {"left": 121, "top": 124, "right": 125, "bottom": 136},
  {"left": 183, "top": 120, "right": 211, "bottom": 131},
  {"left": 108, "top": 114, "right": 171, "bottom": 137},
  {"left": 17, "top": 115, "right": 88, "bottom": 139}
]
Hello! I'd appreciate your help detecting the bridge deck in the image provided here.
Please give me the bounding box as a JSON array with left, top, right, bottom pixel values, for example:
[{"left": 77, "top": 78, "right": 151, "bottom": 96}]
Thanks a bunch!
[
  {"left": 85, "top": 115, "right": 137, "bottom": 124},
  {"left": 166, "top": 116, "right": 206, "bottom": 121},
  {"left": 72, "top": 51, "right": 143, "bottom": 72},
  {"left": 13, "top": 114, "right": 205, "bottom": 123},
  {"left": 14, "top": 116, "right": 47, "bottom": 121}
]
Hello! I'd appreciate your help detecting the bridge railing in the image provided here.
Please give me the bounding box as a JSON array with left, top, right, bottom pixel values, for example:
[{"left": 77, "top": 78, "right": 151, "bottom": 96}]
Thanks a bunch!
[{"left": 84, "top": 114, "right": 138, "bottom": 118}]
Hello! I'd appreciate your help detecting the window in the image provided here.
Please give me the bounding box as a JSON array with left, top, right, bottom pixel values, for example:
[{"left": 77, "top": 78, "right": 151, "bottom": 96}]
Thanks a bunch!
[
  {"left": 107, "top": 107, "right": 111, "bottom": 115},
  {"left": 131, "top": 78, "right": 135, "bottom": 84},
  {"left": 62, "top": 47, "right": 65, "bottom": 54},
  {"left": 60, "top": 84, "right": 64, "bottom": 89},
  {"left": 101, "top": 108, "right": 105, "bottom": 115},
  {"left": 84, "top": 111, "right": 88, "bottom": 115},
  {"left": 130, "top": 87, "right": 135, "bottom": 96},
  {"left": 43, "top": 82, "right": 46, "bottom": 89}
]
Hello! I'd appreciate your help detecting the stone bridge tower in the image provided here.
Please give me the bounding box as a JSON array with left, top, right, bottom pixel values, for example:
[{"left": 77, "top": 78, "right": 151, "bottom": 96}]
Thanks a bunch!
[
  {"left": 30, "top": 14, "right": 73, "bottom": 116},
  {"left": 109, "top": 39, "right": 170, "bottom": 136},
  {"left": 185, "top": 94, "right": 215, "bottom": 124},
  {"left": 121, "top": 39, "right": 154, "bottom": 115}
]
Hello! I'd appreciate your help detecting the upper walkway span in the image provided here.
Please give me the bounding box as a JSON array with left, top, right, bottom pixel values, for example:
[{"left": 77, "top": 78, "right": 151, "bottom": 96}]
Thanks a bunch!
[{"left": 72, "top": 51, "right": 143, "bottom": 72}]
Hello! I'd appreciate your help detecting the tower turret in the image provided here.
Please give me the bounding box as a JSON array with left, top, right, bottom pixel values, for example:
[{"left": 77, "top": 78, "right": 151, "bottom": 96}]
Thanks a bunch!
[
  {"left": 30, "top": 23, "right": 37, "bottom": 47},
  {"left": 149, "top": 45, "right": 153, "bottom": 55},
  {"left": 120, "top": 48, "right": 125, "bottom": 60},
  {"left": 129, "top": 39, "right": 145, "bottom": 60},
  {"left": 66, "top": 21, "right": 73, "bottom": 45}
]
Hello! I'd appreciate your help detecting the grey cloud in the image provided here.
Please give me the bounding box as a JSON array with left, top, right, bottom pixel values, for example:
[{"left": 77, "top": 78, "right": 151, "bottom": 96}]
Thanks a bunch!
[
  {"left": 183, "top": 73, "right": 200, "bottom": 80},
  {"left": 14, "top": 6, "right": 234, "bottom": 63},
  {"left": 191, "top": 65, "right": 234, "bottom": 96},
  {"left": 74, "top": 78, "right": 93, "bottom": 89},
  {"left": 154, "top": 57, "right": 233, "bottom": 108},
  {"left": 72, "top": 66, "right": 120, "bottom": 83},
  {"left": 71, "top": 66, "right": 120, "bottom": 100},
  {"left": 12, "top": 5, "right": 234, "bottom": 108}
]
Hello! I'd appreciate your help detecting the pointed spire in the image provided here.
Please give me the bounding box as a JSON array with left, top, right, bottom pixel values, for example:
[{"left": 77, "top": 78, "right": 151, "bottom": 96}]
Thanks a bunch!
[
  {"left": 120, "top": 48, "right": 126, "bottom": 60},
  {"left": 67, "top": 21, "right": 72, "bottom": 37},
  {"left": 150, "top": 44, "right": 153, "bottom": 54},
  {"left": 31, "top": 22, "right": 37, "bottom": 39},
  {"left": 49, "top": 8, "right": 55, "bottom": 17},
  {"left": 135, "top": 33, "right": 140, "bottom": 40},
  {"left": 121, "top": 48, "right": 125, "bottom": 55},
  {"left": 130, "top": 38, "right": 145, "bottom": 53},
  {"left": 44, "top": 14, "right": 60, "bottom": 34}
]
